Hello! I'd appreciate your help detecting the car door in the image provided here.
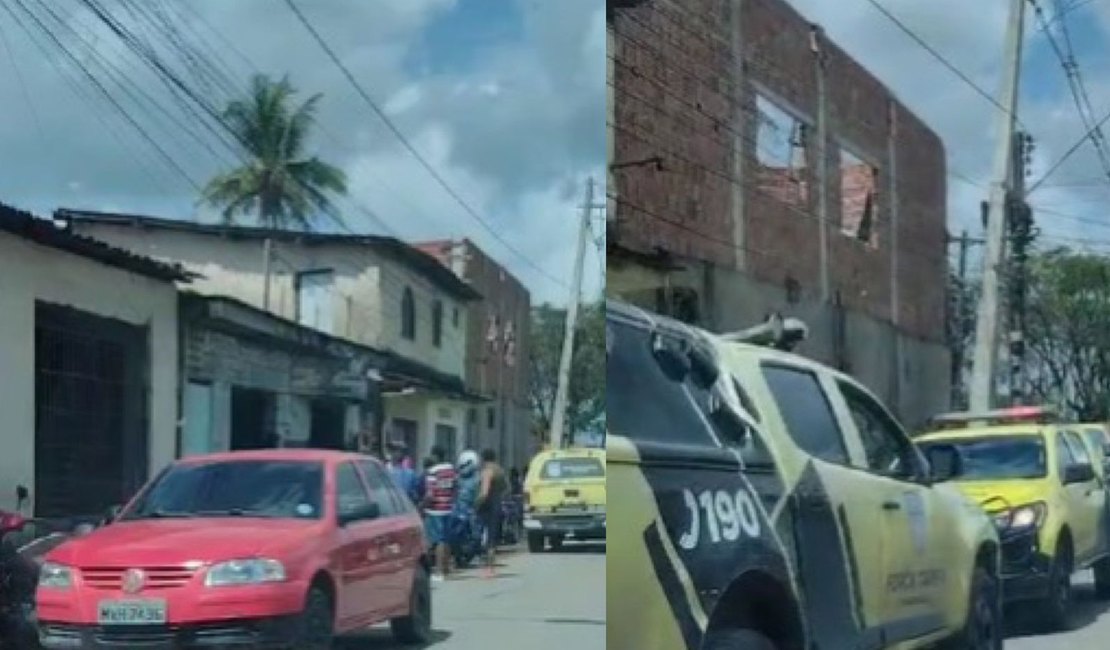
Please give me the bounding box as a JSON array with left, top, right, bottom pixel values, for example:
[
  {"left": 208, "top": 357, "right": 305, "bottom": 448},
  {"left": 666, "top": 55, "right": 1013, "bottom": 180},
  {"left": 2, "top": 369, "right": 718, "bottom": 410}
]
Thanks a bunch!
[
  {"left": 759, "top": 363, "right": 889, "bottom": 647},
  {"left": 359, "top": 459, "right": 418, "bottom": 614},
  {"left": 832, "top": 379, "right": 948, "bottom": 639},
  {"left": 334, "top": 461, "right": 392, "bottom": 628},
  {"left": 1062, "top": 430, "right": 1106, "bottom": 561}
]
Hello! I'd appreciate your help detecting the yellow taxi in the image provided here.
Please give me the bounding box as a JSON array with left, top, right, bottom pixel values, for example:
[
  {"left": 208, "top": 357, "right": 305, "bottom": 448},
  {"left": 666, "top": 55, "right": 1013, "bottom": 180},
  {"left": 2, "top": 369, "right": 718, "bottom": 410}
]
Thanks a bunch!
[
  {"left": 608, "top": 301, "right": 1001, "bottom": 650},
  {"left": 523, "top": 447, "right": 605, "bottom": 552},
  {"left": 918, "top": 407, "right": 1110, "bottom": 630}
]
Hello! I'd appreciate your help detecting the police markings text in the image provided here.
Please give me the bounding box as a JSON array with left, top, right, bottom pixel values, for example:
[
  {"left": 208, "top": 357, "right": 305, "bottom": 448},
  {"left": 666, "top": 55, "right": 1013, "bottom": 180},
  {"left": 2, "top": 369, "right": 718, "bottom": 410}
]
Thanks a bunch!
[{"left": 678, "top": 488, "right": 761, "bottom": 549}]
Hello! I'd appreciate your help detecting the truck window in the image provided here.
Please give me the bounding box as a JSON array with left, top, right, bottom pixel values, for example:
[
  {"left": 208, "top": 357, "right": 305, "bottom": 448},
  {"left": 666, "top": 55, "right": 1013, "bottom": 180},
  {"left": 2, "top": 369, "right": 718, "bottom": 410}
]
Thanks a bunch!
[
  {"left": 762, "top": 364, "right": 849, "bottom": 465},
  {"left": 607, "top": 316, "right": 772, "bottom": 466},
  {"left": 838, "top": 381, "right": 918, "bottom": 479}
]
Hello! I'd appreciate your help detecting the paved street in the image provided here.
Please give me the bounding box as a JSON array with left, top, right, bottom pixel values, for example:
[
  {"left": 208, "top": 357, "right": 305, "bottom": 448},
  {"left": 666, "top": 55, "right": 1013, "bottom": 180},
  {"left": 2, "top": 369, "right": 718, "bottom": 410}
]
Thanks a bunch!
[
  {"left": 1006, "top": 572, "right": 1110, "bottom": 649},
  {"left": 344, "top": 541, "right": 606, "bottom": 649}
]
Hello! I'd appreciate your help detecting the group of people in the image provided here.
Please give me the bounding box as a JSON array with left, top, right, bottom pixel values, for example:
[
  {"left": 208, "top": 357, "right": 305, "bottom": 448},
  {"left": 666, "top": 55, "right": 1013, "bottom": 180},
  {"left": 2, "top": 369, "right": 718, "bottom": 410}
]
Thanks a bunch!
[{"left": 384, "top": 442, "right": 517, "bottom": 580}]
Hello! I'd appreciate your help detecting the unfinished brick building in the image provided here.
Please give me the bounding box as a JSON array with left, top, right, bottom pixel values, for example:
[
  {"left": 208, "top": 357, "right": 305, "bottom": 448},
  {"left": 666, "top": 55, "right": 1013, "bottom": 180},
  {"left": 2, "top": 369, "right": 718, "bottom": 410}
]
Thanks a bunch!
[{"left": 607, "top": 0, "right": 950, "bottom": 426}]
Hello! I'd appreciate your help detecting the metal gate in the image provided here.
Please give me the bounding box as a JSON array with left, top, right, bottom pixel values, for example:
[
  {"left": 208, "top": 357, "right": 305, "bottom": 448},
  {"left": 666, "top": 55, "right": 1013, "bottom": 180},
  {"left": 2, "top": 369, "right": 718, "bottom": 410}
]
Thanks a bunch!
[{"left": 34, "top": 303, "right": 149, "bottom": 518}]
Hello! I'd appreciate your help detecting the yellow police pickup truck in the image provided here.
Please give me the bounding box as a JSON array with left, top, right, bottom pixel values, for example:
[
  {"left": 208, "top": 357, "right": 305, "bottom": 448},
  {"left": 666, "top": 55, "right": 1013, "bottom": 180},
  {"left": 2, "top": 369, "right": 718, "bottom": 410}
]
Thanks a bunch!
[
  {"left": 607, "top": 301, "right": 1001, "bottom": 650},
  {"left": 523, "top": 447, "right": 606, "bottom": 552},
  {"left": 918, "top": 409, "right": 1110, "bottom": 630}
]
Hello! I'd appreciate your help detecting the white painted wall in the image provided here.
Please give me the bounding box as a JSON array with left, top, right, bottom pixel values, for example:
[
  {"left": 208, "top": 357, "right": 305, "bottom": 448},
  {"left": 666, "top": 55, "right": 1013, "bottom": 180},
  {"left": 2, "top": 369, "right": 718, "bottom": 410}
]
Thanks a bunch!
[
  {"left": 383, "top": 393, "right": 468, "bottom": 460},
  {"left": 69, "top": 225, "right": 469, "bottom": 380},
  {"left": 0, "top": 232, "right": 178, "bottom": 514}
]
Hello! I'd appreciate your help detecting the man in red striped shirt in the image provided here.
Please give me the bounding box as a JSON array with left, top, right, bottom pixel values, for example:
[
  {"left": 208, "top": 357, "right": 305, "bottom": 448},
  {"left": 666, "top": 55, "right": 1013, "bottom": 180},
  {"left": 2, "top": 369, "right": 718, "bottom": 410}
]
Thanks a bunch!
[{"left": 423, "top": 445, "right": 457, "bottom": 581}]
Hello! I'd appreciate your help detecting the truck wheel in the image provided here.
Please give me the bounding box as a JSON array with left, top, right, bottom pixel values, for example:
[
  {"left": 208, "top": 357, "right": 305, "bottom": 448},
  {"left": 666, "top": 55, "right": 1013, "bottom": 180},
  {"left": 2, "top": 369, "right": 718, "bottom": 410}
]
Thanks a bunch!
[
  {"left": 1038, "top": 542, "right": 1074, "bottom": 631},
  {"left": 527, "top": 531, "right": 544, "bottom": 553},
  {"left": 1094, "top": 556, "right": 1110, "bottom": 599},
  {"left": 703, "top": 628, "right": 777, "bottom": 650},
  {"left": 391, "top": 563, "right": 432, "bottom": 645},
  {"left": 942, "top": 567, "right": 1001, "bottom": 650}
]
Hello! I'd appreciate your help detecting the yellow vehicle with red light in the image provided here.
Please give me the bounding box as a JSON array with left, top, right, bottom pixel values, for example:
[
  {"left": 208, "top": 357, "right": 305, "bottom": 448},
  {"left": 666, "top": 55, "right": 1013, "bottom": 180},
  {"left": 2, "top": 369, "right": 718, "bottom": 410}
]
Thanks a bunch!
[
  {"left": 918, "top": 407, "right": 1110, "bottom": 630},
  {"left": 523, "top": 448, "right": 605, "bottom": 552}
]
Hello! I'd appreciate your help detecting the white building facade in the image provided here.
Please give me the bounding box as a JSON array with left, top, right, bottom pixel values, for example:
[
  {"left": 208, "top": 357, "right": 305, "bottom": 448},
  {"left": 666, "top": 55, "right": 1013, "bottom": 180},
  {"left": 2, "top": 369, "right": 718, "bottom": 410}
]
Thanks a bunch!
[{"left": 62, "top": 210, "right": 482, "bottom": 462}]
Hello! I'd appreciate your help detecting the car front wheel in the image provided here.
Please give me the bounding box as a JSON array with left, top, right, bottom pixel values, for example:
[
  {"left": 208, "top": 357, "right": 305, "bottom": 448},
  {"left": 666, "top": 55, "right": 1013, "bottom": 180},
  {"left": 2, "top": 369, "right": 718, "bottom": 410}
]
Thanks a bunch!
[
  {"left": 1094, "top": 556, "right": 1110, "bottom": 599},
  {"left": 1038, "top": 542, "right": 1074, "bottom": 631},
  {"left": 297, "top": 587, "right": 334, "bottom": 650},
  {"left": 391, "top": 563, "right": 432, "bottom": 645},
  {"left": 941, "top": 567, "right": 1001, "bottom": 650}
]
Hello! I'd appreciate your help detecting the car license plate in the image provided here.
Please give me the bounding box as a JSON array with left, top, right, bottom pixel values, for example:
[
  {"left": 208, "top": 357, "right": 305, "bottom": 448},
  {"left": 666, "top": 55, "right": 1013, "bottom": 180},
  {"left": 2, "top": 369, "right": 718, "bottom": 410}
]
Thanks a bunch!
[
  {"left": 97, "top": 600, "right": 166, "bottom": 625},
  {"left": 556, "top": 503, "right": 586, "bottom": 513}
]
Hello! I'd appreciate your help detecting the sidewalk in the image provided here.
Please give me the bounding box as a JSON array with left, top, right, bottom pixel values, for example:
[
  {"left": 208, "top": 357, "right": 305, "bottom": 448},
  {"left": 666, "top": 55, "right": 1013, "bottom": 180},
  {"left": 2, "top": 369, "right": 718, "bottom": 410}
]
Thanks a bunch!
[{"left": 344, "top": 541, "right": 606, "bottom": 649}]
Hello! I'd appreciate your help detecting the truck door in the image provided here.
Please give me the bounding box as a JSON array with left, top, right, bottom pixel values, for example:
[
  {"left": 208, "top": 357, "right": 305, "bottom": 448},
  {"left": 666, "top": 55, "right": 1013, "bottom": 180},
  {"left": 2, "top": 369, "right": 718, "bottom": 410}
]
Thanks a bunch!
[
  {"left": 833, "top": 380, "right": 949, "bottom": 643},
  {"left": 760, "top": 364, "right": 883, "bottom": 647}
]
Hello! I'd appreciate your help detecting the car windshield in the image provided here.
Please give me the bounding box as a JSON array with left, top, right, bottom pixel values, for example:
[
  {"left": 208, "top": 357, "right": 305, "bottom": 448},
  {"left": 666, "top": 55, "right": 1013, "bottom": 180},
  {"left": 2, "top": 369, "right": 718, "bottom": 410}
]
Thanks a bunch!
[
  {"left": 124, "top": 460, "right": 324, "bottom": 520},
  {"left": 541, "top": 457, "right": 604, "bottom": 480},
  {"left": 919, "top": 436, "right": 1046, "bottom": 481}
]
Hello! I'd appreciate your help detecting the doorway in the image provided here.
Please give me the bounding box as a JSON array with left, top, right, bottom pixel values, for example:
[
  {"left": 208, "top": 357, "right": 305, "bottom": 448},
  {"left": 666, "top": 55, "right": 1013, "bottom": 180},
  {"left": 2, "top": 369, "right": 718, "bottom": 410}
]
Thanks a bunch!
[
  {"left": 34, "top": 302, "right": 148, "bottom": 518},
  {"left": 309, "top": 399, "right": 346, "bottom": 450},
  {"left": 230, "top": 387, "right": 277, "bottom": 450}
]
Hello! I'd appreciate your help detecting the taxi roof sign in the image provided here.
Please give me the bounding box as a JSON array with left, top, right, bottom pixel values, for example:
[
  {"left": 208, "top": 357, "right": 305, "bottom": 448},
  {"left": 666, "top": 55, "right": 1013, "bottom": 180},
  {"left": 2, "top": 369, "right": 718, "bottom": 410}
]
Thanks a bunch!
[
  {"left": 928, "top": 405, "right": 1059, "bottom": 430},
  {"left": 721, "top": 313, "right": 808, "bottom": 351}
]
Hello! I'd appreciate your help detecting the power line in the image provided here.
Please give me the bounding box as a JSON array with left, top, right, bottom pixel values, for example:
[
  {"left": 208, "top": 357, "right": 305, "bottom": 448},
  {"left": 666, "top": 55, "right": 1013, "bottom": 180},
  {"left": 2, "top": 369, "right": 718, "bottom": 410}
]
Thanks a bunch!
[
  {"left": 282, "top": 0, "right": 569, "bottom": 291},
  {"left": 1029, "top": 106, "right": 1110, "bottom": 192},
  {"left": 862, "top": 0, "right": 1028, "bottom": 131},
  {"left": 1, "top": 0, "right": 201, "bottom": 190},
  {"left": 1030, "top": 0, "right": 1110, "bottom": 186}
]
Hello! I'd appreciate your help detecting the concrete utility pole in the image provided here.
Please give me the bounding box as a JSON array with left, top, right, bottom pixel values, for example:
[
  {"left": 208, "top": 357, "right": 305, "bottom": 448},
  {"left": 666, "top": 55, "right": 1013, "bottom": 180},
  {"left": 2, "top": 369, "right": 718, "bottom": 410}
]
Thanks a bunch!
[
  {"left": 262, "top": 238, "right": 274, "bottom": 312},
  {"left": 550, "top": 177, "right": 596, "bottom": 450},
  {"left": 969, "top": 0, "right": 1026, "bottom": 412},
  {"left": 950, "top": 231, "right": 985, "bottom": 408}
]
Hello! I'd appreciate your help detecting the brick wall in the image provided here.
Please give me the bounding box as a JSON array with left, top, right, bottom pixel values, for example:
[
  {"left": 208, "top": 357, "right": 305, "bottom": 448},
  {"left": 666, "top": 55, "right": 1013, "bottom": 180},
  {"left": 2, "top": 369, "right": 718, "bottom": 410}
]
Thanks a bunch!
[{"left": 609, "top": 0, "right": 947, "bottom": 342}]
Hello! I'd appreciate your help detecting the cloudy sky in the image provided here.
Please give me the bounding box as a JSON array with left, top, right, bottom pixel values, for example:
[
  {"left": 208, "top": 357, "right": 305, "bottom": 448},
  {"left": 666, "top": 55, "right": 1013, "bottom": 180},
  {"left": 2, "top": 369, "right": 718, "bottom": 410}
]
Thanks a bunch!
[
  {"left": 0, "top": 0, "right": 604, "bottom": 305},
  {"left": 791, "top": 0, "right": 1110, "bottom": 266}
]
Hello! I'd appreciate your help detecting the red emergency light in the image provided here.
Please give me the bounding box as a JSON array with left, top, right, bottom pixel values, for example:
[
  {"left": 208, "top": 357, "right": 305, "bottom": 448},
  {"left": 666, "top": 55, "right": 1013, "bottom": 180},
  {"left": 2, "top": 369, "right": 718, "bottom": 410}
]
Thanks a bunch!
[{"left": 929, "top": 405, "right": 1059, "bottom": 430}]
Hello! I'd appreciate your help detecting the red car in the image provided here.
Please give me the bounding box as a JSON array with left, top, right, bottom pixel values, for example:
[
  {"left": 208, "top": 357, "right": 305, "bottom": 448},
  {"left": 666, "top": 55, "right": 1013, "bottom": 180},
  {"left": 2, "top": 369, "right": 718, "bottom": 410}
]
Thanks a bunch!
[{"left": 36, "top": 449, "right": 431, "bottom": 649}]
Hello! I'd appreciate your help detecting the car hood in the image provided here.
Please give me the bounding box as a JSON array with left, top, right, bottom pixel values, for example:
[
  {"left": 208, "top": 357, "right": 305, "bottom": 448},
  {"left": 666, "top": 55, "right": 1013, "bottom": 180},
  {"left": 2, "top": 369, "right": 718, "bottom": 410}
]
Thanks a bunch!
[
  {"left": 950, "top": 479, "right": 1050, "bottom": 512},
  {"left": 48, "top": 518, "right": 321, "bottom": 567}
]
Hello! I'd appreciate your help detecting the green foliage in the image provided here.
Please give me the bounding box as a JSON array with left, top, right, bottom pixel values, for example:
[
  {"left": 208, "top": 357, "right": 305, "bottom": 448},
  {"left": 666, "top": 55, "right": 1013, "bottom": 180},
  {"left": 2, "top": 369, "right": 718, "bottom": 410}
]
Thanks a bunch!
[
  {"left": 203, "top": 74, "right": 347, "bottom": 230},
  {"left": 529, "top": 302, "right": 605, "bottom": 445},
  {"left": 1025, "top": 248, "right": 1110, "bottom": 421}
]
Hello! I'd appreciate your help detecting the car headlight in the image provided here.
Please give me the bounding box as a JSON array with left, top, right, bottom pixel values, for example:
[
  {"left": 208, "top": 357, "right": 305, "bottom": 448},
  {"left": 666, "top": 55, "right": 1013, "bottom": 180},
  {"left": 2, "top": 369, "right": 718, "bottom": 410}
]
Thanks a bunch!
[
  {"left": 38, "top": 562, "right": 73, "bottom": 589},
  {"left": 204, "top": 559, "right": 286, "bottom": 587},
  {"left": 995, "top": 502, "right": 1046, "bottom": 532}
]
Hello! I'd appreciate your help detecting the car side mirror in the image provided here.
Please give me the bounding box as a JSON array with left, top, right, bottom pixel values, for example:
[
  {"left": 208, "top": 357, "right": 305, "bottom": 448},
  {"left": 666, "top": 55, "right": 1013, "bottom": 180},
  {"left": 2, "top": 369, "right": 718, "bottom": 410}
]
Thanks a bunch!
[
  {"left": 923, "top": 444, "right": 962, "bottom": 483},
  {"left": 339, "top": 502, "right": 381, "bottom": 526},
  {"left": 1065, "top": 464, "right": 1096, "bottom": 485}
]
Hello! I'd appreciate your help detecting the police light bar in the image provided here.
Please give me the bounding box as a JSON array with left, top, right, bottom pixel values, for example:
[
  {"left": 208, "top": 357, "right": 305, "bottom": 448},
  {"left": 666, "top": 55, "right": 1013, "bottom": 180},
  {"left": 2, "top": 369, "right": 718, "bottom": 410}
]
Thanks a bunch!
[
  {"left": 929, "top": 406, "right": 1059, "bottom": 429},
  {"left": 721, "top": 314, "right": 808, "bottom": 351}
]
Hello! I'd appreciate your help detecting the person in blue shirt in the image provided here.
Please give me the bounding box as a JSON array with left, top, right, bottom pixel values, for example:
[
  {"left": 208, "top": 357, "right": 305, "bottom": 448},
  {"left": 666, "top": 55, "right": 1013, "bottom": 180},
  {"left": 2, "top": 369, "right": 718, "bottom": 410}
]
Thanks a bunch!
[{"left": 385, "top": 442, "right": 421, "bottom": 504}]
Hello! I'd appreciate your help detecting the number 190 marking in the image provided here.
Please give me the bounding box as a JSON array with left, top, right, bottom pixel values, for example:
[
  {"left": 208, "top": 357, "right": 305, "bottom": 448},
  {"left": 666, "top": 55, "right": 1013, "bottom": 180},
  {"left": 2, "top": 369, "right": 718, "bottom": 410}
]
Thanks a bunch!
[{"left": 678, "top": 488, "right": 761, "bottom": 550}]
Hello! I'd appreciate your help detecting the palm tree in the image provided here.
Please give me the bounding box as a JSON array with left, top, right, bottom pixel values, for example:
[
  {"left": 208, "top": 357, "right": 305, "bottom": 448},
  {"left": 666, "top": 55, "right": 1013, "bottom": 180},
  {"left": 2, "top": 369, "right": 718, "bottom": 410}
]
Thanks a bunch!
[{"left": 203, "top": 74, "right": 347, "bottom": 230}]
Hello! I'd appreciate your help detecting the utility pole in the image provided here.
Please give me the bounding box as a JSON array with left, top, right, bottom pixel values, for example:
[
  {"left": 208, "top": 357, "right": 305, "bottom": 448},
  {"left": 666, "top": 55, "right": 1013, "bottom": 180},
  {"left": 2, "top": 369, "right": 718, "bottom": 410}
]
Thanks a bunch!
[
  {"left": 550, "top": 177, "right": 597, "bottom": 450},
  {"left": 262, "top": 238, "right": 274, "bottom": 312},
  {"left": 969, "top": 0, "right": 1026, "bottom": 412},
  {"left": 950, "top": 230, "right": 985, "bottom": 409}
]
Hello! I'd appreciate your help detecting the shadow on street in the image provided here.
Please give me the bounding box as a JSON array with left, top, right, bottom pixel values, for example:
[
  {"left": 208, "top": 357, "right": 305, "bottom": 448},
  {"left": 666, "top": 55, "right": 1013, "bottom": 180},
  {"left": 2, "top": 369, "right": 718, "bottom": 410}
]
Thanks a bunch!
[
  {"left": 1005, "top": 579, "right": 1110, "bottom": 639},
  {"left": 337, "top": 629, "right": 452, "bottom": 649}
]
